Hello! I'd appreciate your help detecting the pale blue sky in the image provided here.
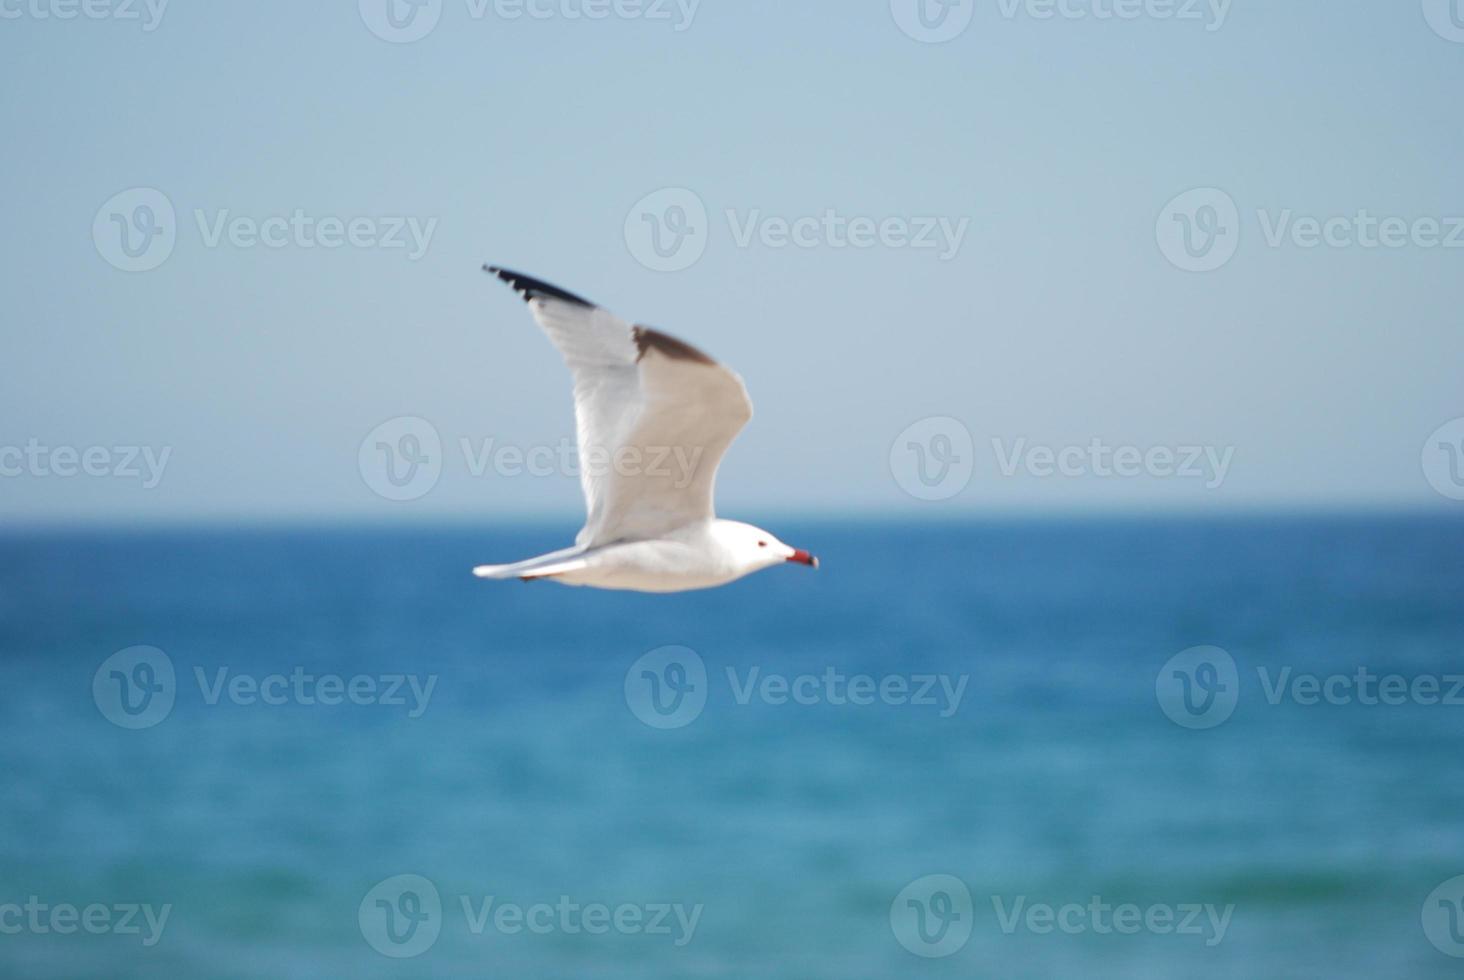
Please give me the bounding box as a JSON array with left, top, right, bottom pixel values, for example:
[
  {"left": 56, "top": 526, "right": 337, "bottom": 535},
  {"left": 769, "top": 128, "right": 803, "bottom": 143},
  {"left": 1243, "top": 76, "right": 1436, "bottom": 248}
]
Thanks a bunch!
[{"left": 3, "top": 0, "right": 1463, "bottom": 524}]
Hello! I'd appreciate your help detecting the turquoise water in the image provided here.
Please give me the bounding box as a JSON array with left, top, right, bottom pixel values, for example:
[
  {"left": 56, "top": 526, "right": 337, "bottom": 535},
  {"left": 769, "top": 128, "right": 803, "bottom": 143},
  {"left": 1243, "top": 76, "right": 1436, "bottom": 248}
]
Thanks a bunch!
[{"left": 2, "top": 517, "right": 1463, "bottom": 978}]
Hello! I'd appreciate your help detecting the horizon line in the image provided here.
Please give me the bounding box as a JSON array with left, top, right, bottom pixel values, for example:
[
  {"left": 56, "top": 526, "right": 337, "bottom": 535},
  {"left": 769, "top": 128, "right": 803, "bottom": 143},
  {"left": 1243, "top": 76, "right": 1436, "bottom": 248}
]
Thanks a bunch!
[{"left": 3, "top": 504, "right": 1462, "bottom": 534}]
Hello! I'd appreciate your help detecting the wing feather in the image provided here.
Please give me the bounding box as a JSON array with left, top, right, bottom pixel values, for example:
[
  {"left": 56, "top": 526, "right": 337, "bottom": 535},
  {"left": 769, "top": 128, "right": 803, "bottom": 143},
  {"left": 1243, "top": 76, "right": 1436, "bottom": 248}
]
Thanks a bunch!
[{"left": 485, "top": 267, "right": 752, "bottom": 546}]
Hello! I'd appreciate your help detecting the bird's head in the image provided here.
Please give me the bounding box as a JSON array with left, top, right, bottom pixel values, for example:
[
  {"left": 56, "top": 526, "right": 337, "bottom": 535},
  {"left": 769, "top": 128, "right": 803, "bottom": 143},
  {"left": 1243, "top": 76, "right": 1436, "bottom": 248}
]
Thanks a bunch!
[{"left": 714, "top": 520, "right": 819, "bottom": 574}]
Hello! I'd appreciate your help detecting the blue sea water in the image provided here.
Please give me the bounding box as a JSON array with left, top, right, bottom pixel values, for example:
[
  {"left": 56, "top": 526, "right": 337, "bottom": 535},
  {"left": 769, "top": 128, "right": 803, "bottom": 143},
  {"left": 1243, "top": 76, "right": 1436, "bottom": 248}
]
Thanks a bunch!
[{"left": 1, "top": 516, "right": 1462, "bottom": 978}]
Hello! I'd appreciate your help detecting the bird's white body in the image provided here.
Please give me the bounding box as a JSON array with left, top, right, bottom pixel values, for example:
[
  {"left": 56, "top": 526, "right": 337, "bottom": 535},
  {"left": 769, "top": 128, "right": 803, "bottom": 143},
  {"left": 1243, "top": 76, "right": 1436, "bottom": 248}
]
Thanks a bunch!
[
  {"left": 472, "top": 268, "right": 818, "bottom": 593},
  {"left": 478, "top": 519, "right": 808, "bottom": 593}
]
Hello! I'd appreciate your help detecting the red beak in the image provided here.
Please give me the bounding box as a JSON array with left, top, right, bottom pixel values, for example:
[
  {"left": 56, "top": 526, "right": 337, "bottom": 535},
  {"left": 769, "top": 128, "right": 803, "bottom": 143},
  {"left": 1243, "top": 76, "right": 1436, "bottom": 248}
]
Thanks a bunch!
[{"left": 787, "top": 549, "right": 819, "bottom": 568}]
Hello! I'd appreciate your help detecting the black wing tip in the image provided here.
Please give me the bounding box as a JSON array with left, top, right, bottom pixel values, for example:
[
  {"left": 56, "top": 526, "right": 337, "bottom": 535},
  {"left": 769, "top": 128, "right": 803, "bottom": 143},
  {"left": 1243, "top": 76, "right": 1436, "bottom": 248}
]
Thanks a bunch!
[
  {"left": 483, "top": 265, "right": 595, "bottom": 308},
  {"left": 633, "top": 325, "right": 715, "bottom": 365}
]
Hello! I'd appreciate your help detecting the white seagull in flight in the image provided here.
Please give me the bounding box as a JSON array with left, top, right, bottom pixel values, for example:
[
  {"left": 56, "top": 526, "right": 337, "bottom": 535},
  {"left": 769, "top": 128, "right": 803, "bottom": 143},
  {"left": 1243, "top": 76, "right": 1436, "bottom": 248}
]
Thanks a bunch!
[{"left": 472, "top": 267, "right": 818, "bottom": 593}]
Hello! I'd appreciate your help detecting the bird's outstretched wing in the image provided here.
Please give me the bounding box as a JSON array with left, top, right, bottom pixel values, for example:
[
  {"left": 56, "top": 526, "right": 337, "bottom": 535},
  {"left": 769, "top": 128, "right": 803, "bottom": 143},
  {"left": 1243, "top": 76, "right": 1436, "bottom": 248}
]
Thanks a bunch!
[{"left": 485, "top": 267, "right": 753, "bottom": 546}]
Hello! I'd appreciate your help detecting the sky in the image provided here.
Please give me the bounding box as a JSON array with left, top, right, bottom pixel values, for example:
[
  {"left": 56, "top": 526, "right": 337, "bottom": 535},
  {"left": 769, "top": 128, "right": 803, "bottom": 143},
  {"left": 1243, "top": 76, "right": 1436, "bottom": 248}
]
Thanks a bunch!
[{"left": 3, "top": 0, "right": 1463, "bottom": 525}]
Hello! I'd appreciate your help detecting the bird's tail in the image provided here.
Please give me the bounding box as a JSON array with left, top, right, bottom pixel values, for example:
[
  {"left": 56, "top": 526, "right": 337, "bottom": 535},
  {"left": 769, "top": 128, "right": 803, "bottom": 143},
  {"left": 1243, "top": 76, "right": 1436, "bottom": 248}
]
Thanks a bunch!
[{"left": 472, "top": 546, "right": 589, "bottom": 582}]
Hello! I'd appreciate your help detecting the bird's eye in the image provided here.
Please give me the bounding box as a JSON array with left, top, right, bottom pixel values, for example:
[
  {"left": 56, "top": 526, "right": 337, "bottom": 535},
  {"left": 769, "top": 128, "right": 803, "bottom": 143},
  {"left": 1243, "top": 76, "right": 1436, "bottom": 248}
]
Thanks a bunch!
[{"left": 758, "top": 541, "right": 767, "bottom": 547}]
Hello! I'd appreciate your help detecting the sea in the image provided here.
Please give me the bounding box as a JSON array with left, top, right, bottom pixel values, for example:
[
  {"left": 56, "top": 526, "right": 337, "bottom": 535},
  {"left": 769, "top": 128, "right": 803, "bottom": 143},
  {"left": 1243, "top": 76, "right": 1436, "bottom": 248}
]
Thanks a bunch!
[{"left": 1, "top": 515, "right": 1462, "bottom": 978}]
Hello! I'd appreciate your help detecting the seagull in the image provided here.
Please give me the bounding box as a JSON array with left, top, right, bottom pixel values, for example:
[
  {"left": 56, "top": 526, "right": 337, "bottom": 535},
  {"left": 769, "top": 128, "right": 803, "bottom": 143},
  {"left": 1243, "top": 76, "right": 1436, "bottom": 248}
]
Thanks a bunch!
[{"left": 471, "top": 267, "right": 819, "bottom": 593}]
